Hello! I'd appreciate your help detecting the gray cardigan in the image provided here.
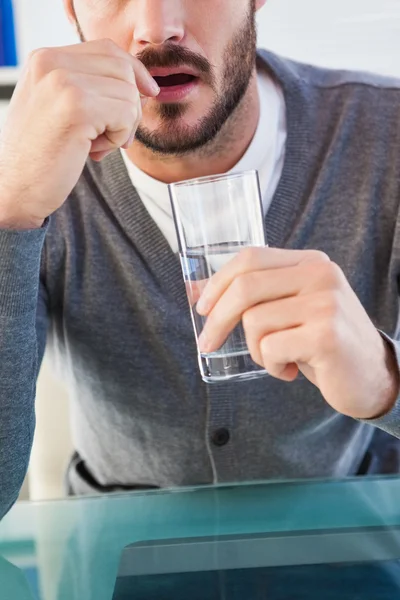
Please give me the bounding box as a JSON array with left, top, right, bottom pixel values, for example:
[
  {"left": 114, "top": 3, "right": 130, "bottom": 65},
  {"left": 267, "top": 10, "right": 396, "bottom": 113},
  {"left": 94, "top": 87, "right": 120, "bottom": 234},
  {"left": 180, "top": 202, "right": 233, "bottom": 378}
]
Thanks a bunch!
[{"left": 1, "top": 50, "right": 400, "bottom": 517}]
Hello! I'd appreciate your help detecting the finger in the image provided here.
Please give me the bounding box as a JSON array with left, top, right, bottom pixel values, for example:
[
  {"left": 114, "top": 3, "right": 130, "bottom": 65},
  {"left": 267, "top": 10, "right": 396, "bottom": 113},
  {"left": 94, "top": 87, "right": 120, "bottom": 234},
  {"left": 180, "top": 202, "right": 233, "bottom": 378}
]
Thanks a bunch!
[
  {"left": 279, "top": 363, "right": 300, "bottom": 382},
  {"left": 131, "top": 57, "right": 160, "bottom": 97},
  {"left": 80, "top": 75, "right": 140, "bottom": 149},
  {"left": 121, "top": 97, "right": 149, "bottom": 149},
  {"left": 259, "top": 362, "right": 298, "bottom": 382},
  {"left": 242, "top": 297, "right": 308, "bottom": 365},
  {"left": 258, "top": 325, "right": 326, "bottom": 385},
  {"left": 197, "top": 268, "right": 321, "bottom": 353},
  {"left": 259, "top": 326, "right": 310, "bottom": 380},
  {"left": 185, "top": 280, "right": 209, "bottom": 307},
  {"left": 197, "top": 247, "right": 329, "bottom": 316},
  {"left": 89, "top": 96, "right": 141, "bottom": 150},
  {"left": 62, "top": 40, "right": 160, "bottom": 97},
  {"left": 90, "top": 133, "right": 121, "bottom": 154},
  {"left": 89, "top": 149, "right": 113, "bottom": 161},
  {"left": 45, "top": 53, "right": 138, "bottom": 85},
  {"left": 199, "top": 292, "right": 309, "bottom": 355},
  {"left": 72, "top": 72, "right": 139, "bottom": 102},
  {"left": 198, "top": 283, "right": 297, "bottom": 354},
  {"left": 244, "top": 290, "right": 339, "bottom": 366}
]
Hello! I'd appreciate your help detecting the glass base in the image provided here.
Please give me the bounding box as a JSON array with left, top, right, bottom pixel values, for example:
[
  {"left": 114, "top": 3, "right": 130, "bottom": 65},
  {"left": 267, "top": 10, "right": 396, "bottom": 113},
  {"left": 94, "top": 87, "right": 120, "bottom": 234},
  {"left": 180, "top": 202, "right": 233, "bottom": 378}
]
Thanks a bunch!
[{"left": 199, "top": 350, "right": 269, "bottom": 384}]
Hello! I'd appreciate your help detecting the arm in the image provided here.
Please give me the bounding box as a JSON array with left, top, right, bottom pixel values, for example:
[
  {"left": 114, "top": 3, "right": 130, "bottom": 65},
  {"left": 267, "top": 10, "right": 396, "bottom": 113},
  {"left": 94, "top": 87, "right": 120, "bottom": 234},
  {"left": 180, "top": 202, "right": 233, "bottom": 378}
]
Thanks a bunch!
[
  {"left": 0, "top": 39, "right": 159, "bottom": 518},
  {"left": 0, "top": 226, "right": 48, "bottom": 519},
  {"left": 362, "top": 334, "right": 400, "bottom": 437}
]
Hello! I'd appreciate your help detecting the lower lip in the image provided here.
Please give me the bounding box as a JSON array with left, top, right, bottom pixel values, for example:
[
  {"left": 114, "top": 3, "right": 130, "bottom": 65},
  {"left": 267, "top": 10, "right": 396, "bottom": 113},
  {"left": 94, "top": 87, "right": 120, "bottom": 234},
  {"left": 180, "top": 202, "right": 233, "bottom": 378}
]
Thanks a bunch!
[{"left": 155, "top": 79, "right": 199, "bottom": 102}]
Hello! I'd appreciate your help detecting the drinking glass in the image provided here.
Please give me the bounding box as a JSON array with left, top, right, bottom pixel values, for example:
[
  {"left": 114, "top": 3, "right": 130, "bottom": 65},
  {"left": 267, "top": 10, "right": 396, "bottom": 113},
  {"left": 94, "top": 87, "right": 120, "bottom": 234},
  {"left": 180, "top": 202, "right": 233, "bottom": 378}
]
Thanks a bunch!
[{"left": 169, "top": 170, "right": 269, "bottom": 384}]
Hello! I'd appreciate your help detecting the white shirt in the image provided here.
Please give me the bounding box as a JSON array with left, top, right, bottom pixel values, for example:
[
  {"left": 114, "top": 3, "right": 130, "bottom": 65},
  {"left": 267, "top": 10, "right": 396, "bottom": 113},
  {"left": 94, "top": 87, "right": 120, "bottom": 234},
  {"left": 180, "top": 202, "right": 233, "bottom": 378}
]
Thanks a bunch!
[{"left": 122, "top": 71, "right": 287, "bottom": 253}]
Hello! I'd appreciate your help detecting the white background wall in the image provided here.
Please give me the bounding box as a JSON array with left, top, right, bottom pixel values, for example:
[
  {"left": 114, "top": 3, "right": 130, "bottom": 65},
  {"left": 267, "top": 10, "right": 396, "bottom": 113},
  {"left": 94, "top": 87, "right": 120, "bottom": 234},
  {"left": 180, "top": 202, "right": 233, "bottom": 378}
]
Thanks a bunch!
[{"left": 2, "top": 0, "right": 400, "bottom": 500}]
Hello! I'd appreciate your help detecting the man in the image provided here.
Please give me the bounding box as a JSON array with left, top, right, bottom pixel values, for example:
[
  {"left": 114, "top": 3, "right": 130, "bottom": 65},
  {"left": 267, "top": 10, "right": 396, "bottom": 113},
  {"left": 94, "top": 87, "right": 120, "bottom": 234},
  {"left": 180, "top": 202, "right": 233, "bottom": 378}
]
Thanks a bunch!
[{"left": 1, "top": 0, "right": 400, "bottom": 519}]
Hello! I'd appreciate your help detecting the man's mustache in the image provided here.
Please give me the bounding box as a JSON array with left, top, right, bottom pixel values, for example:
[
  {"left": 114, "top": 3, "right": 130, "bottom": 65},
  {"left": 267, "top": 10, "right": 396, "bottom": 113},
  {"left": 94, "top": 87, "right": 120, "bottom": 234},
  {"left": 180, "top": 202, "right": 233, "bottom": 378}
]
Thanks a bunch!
[{"left": 136, "top": 44, "right": 215, "bottom": 88}]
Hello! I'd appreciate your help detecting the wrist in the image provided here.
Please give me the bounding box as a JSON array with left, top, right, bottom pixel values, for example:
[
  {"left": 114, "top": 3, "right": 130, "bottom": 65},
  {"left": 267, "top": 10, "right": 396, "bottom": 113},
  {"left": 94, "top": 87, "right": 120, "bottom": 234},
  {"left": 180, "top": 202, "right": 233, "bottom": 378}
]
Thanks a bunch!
[
  {"left": 0, "top": 214, "right": 44, "bottom": 230},
  {"left": 0, "top": 191, "right": 44, "bottom": 230},
  {"left": 365, "top": 335, "right": 400, "bottom": 420},
  {"left": 0, "top": 171, "right": 42, "bottom": 229}
]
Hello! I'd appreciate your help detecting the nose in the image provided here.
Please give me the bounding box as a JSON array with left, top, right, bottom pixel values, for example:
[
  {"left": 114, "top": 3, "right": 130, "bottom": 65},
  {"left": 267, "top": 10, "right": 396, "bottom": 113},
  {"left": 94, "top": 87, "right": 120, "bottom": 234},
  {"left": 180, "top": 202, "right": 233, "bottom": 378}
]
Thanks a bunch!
[{"left": 133, "top": 0, "right": 185, "bottom": 47}]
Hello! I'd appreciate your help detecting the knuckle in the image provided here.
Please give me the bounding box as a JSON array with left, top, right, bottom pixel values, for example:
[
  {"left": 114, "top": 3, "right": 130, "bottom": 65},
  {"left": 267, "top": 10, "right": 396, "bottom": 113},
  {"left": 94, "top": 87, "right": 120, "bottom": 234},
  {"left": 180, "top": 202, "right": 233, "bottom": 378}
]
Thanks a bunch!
[
  {"left": 251, "top": 353, "right": 264, "bottom": 368},
  {"left": 260, "top": 335, "right": 274, "bottom": 362},
  {"left": 101, "top": 38, "right": 120, "bottom": 55},
  {"left": 232, "top": 274, "right": 251, "bottom": 303},
  {"left": 47, "top": 67, "right": 70, "bottom": 90},
  {"left": 60, "top": 84, "right": 88, "bottom": 120},
  {"left": 238, "top": 247, "right": 261, "bottom": 269},
  {"left": 130, "top": 85, "right": 141, "bottom": 109},
  {"left": 127, "top": 101, "right": 141, "bottom": 130},
  {"left": 313, "top": 290, "right": 342, "bottom": 319},
  {"left": 119, "top": 58, "right": 136, "bottom": 83},
  {"left": 28, "top": 47, "right": 49, "bottom": 62},
  {"left": 28, "top": 47, "right": 54, "bottom": 79},
  {"left": 306, "top": 249, "right": 331, "bottom": 263},
  {"left": 242, "top": 307, "right": 260, "bottom": 334},
  {"left": 321, "top": 261, "right": 345, "bottom": 288},
  {"left": 309, "top": 259, "right": 344, "bottom": 289},
  {"left": 313, "top": 321, "right": 340, "bottom": 355},
  {"left": 203, "top": 313, "right": 217, "bottom": 333},
  {"left": 248, "top": 345, "right": 264, "bottom": 368},
  {"left": 134, "top": 105, "right": 142, "bottom": 126},
  {"left": 28, "top": 48, "right": 41, "bottom": 59}
]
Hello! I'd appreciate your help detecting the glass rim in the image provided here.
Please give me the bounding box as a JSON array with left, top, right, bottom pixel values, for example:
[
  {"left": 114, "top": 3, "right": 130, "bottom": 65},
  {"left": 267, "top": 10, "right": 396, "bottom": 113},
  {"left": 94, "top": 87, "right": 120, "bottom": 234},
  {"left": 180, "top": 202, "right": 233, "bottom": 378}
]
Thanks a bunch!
[{"left": 168, "top": 169, "right": 258, "bottom": 190}]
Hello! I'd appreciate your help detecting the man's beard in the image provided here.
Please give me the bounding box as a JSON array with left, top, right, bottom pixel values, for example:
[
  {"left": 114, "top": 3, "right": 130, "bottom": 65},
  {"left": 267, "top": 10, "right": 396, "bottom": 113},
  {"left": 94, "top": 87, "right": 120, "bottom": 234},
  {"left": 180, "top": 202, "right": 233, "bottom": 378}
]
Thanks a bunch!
[
  {"left": 74, "top": 2, "right": 257, "bottom": 156},
  {"left": 136, "top": 9, "right": 257, "bottom": 156}
]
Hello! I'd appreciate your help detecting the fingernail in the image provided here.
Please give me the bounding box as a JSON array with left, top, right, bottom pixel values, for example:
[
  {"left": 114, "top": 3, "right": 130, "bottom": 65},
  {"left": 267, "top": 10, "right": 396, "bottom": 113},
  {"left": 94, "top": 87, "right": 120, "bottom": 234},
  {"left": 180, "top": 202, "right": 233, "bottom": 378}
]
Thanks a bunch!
[{"left": 198, "top": 330, "right": 211, "bottom": 353}]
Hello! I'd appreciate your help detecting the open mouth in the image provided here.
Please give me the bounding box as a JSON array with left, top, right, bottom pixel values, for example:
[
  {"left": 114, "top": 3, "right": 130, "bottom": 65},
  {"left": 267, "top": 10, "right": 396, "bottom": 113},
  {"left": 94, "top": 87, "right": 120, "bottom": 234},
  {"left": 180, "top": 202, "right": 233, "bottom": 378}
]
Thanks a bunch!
[{"left": 153, "top": 73, "right": 197, "bottom": 88}]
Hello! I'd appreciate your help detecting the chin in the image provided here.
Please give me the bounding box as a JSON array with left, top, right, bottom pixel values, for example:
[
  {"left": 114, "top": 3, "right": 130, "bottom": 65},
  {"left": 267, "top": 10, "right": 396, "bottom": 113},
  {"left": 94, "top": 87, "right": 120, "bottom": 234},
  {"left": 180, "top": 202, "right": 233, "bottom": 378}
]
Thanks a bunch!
[
  {"left": 143, "top": 105, "right": 206, "bottom": 131},
  {"left": 135, "top": 96, "right": 228, "bottom": 155}
]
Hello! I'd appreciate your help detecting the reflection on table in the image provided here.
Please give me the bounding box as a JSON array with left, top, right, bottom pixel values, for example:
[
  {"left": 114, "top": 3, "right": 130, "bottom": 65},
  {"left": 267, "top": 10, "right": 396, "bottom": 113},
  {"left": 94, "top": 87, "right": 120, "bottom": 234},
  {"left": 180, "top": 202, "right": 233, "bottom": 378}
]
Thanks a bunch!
[{"left": 1, "top": 477, "right": 400, "bottom": 599}]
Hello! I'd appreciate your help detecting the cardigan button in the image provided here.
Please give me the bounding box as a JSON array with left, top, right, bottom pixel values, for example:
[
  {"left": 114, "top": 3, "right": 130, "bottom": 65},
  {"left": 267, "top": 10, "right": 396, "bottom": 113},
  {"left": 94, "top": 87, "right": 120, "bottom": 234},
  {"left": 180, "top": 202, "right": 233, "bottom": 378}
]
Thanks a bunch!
[{"left": 212, "top": 428, "right": 230, "bottom": 447}]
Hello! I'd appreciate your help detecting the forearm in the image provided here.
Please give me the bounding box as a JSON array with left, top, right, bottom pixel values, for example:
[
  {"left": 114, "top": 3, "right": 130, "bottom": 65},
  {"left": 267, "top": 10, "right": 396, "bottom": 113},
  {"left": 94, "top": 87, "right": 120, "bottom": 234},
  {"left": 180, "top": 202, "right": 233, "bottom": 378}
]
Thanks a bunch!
[
  {"left": 0, "top": 226, "right": 48, "bottom": 519},
  {"left": 0, "top": 316, "right": 37, "bottom": 517},
  {"left": 363, "top": 333, "right": 400, "bottom": 438}
]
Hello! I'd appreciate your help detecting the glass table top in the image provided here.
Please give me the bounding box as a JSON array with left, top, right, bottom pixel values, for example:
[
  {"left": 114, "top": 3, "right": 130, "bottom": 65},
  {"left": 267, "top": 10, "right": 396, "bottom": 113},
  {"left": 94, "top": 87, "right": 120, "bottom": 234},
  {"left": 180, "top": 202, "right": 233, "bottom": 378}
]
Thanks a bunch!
[{"left": 1, "top": 476, "right": 400, "bottom": 599}]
